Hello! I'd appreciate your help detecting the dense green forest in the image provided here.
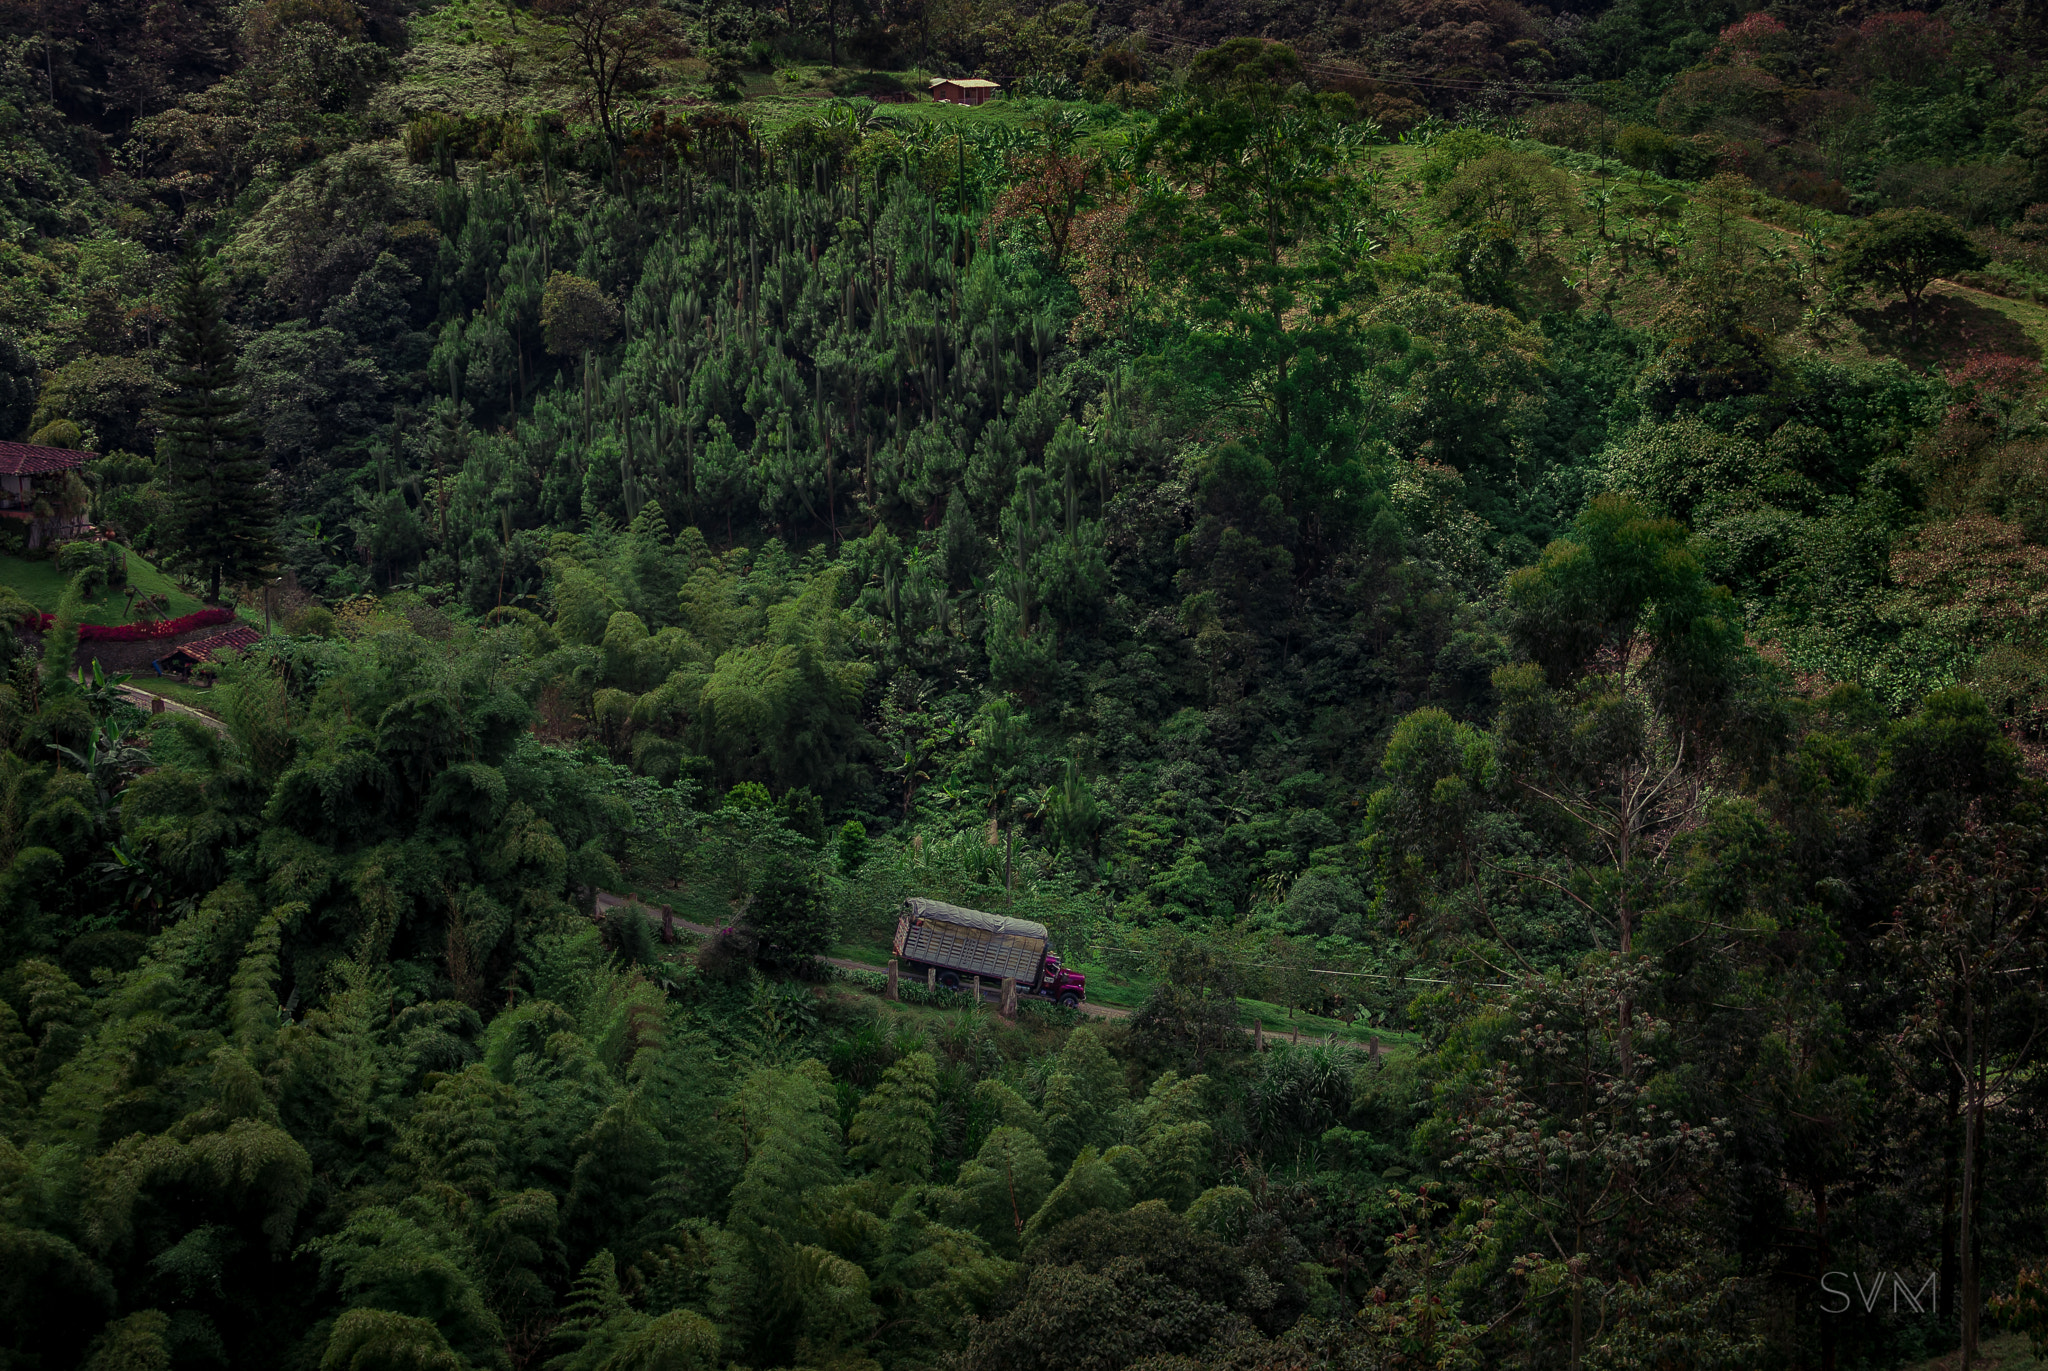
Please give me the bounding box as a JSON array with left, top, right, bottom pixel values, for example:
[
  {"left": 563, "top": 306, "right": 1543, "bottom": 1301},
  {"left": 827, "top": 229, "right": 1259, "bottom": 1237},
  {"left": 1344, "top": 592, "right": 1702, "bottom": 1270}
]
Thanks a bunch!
[{"left": 4, "top": 0, "right": 2048, "bottom": 1364}]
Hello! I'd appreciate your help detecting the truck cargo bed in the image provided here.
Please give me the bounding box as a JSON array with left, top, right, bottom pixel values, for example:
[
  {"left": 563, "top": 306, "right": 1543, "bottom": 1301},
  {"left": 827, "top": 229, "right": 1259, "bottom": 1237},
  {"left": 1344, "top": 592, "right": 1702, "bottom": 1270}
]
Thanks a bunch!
[{"left": 895, "top": 898, "right": 1047, "bottom": 985}]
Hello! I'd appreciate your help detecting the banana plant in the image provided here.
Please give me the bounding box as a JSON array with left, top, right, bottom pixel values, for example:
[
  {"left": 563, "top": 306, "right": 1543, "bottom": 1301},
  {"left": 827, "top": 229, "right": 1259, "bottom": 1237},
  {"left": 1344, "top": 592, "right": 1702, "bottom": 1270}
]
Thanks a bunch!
[
  {"left": 49, "top": 713, "right": 152, "bottom": 814},
  {"left": 80, "top": 658, "right": 133, "bottom": 722},
  {"left": 96, "top": 840, "right": 190, "bottom": 929}
]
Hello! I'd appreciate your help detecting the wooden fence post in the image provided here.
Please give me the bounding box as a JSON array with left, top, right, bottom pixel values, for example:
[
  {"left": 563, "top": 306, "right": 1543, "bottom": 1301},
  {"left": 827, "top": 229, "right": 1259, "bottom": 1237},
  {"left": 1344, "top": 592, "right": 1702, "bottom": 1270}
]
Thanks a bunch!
[
  {"left": 1254, "top": 1021, "right": 1265, "bottom": 1052},
  {"left": 927, "top": 967, "right": 936, "bottom": 993},
  {"left": 886, "top": 959, "right": 900, "bottom": 1001},
  {"left": 971, "top": 974, "right": 982, "bottom": 1007},
  {"left": 1000, "top": 977, "right": 1017, "bottom": 1019}
]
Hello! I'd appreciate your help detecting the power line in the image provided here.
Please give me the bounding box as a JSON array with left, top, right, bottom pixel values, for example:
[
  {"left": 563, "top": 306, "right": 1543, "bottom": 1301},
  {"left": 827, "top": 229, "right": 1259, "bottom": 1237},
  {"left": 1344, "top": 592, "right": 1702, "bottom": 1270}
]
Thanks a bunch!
[
  {"left": 1082, "top": 943, "right": 1517, "bottom": 988},
  {"left": 1130, "top": 31, "right": 1585, "bottom": 99}
]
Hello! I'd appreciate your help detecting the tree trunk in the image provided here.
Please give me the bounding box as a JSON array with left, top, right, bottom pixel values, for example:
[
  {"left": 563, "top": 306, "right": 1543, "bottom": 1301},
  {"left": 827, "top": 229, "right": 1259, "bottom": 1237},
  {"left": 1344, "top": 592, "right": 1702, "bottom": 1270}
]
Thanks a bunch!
[
  {"left": 1816, "top": 1178, "right": 1835, "bottom": 1371},
  {"left": 1941, "top": 1061, "right": 1961, "bottom": 1322},
  {"left": 1570, "top": 1271, "right": 1584, "bottom": 1371},
  {"left": 1960, "top": 998, "right": 1979, "bottom": 1368}
]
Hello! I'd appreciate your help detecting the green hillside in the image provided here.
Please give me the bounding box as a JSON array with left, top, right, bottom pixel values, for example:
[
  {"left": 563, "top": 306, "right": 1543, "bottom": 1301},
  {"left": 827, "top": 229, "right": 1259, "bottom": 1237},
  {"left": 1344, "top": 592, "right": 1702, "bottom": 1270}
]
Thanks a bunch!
[
  {"left": 0, "top": 545, "right": 206, "bottom": 625},
  {"left": 2, "top": 0, "right": 2047, "bottom": 1367}
]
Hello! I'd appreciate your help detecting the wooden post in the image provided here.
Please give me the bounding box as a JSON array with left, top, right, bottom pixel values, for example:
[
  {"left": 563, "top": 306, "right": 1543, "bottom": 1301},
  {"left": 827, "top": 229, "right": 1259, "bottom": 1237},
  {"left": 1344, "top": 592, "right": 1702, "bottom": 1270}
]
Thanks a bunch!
[
  {"left": 1000, "top": 976, "right": 1017, "bottom": 1019},
  {"left": 887, "top": 959, "right": 900, "bottom": 1001},
  {"left": 659, "top": 904, "right": 675, "bottom": 944},
  {"left": 971, "top": 974, "right": 982, "bottom": 1007},
  {"left": 1368, "top": 1035, "right": 1380, "bottom": 1062},
  {"left": 1290, "top": 1026, "right": 1299, "bottom": 1047},
  {"left": 1254, "top": 1021, "right": 1265, "bottom": 1052},
  {"left": 927, "top": 967, "right": 936, "bottom": 993}
]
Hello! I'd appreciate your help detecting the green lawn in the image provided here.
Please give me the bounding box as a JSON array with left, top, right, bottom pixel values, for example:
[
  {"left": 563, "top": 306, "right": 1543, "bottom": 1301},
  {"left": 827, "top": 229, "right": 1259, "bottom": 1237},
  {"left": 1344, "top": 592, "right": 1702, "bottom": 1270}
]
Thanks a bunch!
[
  {"left": 126, "top": 679, "right": 223, "bottom": 712},
  {"left": 0, "top": 546, "right": 206, "bottom": 626}
]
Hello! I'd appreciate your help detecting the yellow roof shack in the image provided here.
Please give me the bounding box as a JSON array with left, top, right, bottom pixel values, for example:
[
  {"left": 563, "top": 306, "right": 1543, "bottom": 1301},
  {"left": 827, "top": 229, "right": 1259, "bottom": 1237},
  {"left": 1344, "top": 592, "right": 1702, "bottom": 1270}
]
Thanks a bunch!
[{"left": 929, "top": 79, "right": 1000, "bottom": 88}]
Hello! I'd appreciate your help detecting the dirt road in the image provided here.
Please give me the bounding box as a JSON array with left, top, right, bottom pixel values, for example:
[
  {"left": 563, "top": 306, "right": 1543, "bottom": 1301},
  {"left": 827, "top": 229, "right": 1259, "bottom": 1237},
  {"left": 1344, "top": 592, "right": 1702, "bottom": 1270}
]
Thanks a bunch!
[
  {"left": 592, "top": 894, "right": 1374, "bottom": 1050},
  {"left": 119, "top": 684, "right": 226, "bottom": 732},
  {"left": 594, "top": 890, "right": 1133, "bottom": 1019}
]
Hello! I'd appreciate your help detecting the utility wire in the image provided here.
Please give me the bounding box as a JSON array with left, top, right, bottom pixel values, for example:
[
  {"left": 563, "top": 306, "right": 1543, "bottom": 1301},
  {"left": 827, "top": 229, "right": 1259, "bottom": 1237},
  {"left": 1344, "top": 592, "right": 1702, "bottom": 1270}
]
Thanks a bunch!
[
  {"left": 1128, "top": 32, "right": 1587, "bottom": 98},
  {"left": 1083, "top": 944, "right": 1518, "bottom": 988}
]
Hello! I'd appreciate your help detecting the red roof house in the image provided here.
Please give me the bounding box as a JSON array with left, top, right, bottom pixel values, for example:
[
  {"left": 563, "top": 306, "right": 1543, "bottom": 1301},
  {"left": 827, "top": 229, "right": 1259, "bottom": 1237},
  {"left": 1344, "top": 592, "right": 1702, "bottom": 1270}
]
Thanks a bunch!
[
  {"left": 162, "top": 625, "right": 265, "bottom": 675},
  {"left": 0, "top": 440, "right": 94, "bottom": 549}
]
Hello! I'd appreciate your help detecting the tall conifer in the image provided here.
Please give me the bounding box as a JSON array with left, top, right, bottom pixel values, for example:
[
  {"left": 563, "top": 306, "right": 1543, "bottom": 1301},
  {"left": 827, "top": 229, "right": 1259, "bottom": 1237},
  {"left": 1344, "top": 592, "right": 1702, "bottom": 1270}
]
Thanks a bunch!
[{"left": 158, "top": 250, "right": 276, "bottom": 604}]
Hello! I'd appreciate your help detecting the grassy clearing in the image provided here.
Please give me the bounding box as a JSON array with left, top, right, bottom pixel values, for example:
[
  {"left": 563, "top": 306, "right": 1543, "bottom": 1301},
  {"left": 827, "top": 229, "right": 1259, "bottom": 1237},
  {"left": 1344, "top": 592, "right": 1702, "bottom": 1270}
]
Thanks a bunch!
[
  {"left": 824, "top": 930, "right": 1412, "bottom": 1052},
  {"left": 386, "top": 0, "right": 1133, "bottom": 146},
  {"left": 126, "top": 679, "right": 224, "bottom": 712},
  {"left": 625, "top": 893, "right": 1412, "bottom": 1054},
  {"left": 0, "top": 546, "right": 206, "bottom": 626}
]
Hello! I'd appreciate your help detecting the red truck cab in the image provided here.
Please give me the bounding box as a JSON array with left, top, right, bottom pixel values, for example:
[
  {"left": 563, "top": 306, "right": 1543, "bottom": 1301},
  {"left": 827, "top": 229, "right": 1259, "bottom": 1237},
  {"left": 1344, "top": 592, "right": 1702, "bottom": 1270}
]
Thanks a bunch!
[{"left": 1042, "top": 954, "right": 1086, "bottom": 1007}]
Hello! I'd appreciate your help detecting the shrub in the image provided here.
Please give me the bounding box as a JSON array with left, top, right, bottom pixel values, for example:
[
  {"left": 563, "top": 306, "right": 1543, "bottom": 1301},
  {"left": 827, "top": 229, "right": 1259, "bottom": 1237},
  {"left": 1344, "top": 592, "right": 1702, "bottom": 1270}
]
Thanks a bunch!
[
  {"left": 27, "top": 606, "right": 235, "bottom": 642},
  {"left": 540, "top": 273, "right": 620, "bottom": 356},
  {"left": 55, "top": 540, "right": 122, "bottom": 598},
  {"left": 743, "top": 857, "right": 829, "bottom": 968},
  {"left": 1526, "top": 101, "right": 1612, "bottom": 153}
]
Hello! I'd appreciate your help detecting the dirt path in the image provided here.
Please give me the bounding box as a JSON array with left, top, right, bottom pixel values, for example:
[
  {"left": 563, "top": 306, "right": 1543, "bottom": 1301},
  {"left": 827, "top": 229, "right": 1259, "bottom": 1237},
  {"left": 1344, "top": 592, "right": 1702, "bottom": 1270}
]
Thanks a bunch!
[
  {"left": 119, "top": 684, "right": 226, "bottom": 733},
  {"left": 593, "top": 890, "right": 1135, "bottom": 1019},
  {"left": 592, "top": 894, "right": 1381, "bottom": 1048},
  {"left": 595, "top": 892, "right": 1385, "bottom": 1050}
]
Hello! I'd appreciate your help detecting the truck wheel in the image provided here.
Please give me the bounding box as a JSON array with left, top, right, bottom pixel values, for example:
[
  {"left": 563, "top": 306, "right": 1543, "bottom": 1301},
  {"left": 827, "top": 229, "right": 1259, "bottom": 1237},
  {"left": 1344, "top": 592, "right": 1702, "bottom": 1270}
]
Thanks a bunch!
[
  {"left": 1059, "top": 992, "right": 1081, "bottom": 1008},
  {"left": 939, "top": 971, "right": 961, "bottom": 992}
]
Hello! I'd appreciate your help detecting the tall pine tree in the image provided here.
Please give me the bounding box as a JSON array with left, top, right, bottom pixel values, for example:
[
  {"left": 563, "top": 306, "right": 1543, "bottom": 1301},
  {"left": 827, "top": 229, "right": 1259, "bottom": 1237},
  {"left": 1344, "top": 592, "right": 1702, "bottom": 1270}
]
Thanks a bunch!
[{"left": 158, "top": 250, "right": 276, "bottom": 604}]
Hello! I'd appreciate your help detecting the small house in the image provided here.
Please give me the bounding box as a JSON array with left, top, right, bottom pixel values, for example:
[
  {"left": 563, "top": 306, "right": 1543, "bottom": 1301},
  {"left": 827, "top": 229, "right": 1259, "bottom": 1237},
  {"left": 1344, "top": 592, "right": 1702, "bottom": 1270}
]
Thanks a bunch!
[
  {"left": 0, "top": 440, "right": 94, "bottom": 549},
  {"left": 929, "top": 78, "right": 1000, "bottom": 106},
  {"left": 160, "top": 625, "right": 264, "bottom": 679}
]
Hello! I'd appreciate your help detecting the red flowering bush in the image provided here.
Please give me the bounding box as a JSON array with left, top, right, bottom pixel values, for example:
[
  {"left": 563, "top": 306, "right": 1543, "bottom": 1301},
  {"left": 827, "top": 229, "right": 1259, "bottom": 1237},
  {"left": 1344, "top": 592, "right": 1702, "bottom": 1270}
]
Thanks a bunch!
[{"left": 31, "top": 606, "right": 236, "bottom": 642}]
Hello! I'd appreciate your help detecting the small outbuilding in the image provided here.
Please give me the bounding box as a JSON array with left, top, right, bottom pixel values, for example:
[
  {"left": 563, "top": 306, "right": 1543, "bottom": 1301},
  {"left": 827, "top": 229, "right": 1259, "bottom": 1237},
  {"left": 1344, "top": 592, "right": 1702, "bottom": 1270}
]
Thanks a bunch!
[
  {"left": 160, "top": 625, "right": 265, "bottom": 678},
  {"left": 0, "top": 439, "right": 94, "bottom": 549},
  {"left": 929, "top": 78, "right": 1000, "bottom": 106}
]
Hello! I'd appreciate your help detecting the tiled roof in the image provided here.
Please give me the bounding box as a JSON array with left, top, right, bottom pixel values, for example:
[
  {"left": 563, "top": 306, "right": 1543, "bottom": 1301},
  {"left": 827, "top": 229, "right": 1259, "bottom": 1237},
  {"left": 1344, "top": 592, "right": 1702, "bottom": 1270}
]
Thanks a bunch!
[
  {"left": 0, "top": 441, "right": 93, "bottom": 476},
  {"left": 167, "top": 626, "right": 265, "bottom": 663}
]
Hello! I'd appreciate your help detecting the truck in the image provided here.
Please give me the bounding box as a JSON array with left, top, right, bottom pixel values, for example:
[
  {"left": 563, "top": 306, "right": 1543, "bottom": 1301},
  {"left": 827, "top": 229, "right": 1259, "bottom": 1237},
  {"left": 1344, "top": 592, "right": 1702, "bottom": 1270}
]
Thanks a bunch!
[{"left": 893, "top": 898, "right": 1088, "bottom": 1007}]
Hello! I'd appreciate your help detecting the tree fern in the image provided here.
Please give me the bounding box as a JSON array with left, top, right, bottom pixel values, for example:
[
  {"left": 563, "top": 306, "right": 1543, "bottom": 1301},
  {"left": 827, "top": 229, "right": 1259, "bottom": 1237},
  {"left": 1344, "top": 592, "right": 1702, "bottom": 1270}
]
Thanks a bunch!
[
  {"left": 399, "top": 1065, "right": 518, "bottom": 1202},
  {"left": 309, "top": 1206, "right": 505, "bottom": 1369},
  {"left": 230, "top": 906, "right": 298, "bottom": 1063},
  {"left": 81, "top": 1308, "right": 174, "bottom": 1371},
  {"left": 725, "top": 1060, "right": 842, "bottom": 1241},
  {"left": 1020, "top": 1145, "right": 1132, "bottom": 1248},
  {"left": 847, "top": 1050, "right": 938, "bottom": 1184},
  {"left": 594, "top": 1308, "right": 719, "bottom": 1371},
  {"left": 944, "top": 1126, "right": 1052, "bottom": 1256},
  {"left": 319, "top": 1307, "right": 467, "bottom": 1371}
]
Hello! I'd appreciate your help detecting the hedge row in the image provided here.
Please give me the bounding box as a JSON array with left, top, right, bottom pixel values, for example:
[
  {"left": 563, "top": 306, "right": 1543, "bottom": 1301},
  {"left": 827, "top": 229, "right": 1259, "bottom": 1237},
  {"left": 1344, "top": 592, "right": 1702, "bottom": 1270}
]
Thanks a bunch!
[{"left": 32, "top": 606, "right": 234, "bottom": 642}]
